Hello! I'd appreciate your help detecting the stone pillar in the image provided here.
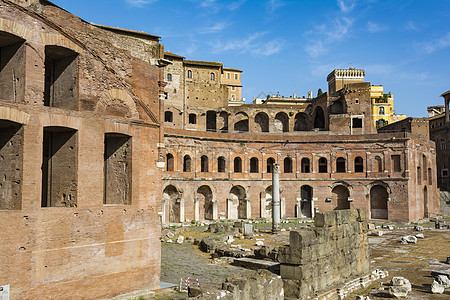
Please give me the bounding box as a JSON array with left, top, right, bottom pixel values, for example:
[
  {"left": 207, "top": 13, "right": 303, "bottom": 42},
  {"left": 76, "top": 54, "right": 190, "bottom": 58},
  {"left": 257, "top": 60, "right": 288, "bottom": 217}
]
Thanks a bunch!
[
  {"left": 296, "top": 198, "right": 302, "bottom": 218},
  {"left": 179, "top": 198, "right": 185, "bottom": 223},
  {"left": 281, "top": 197, "right": 286, "bottom": 219},
  {"left": 161, "top": 198, "right": 166, "bottom": 224},
  {"left": 212, "top": 201, "right": 218, "bottom": 220},
  {"left": 194, "top": 198, "right": 199, "bottom": 221},
  {"left": 260, "top": 197, "right": 266, "bottom": 219},
  {"left": 272, "top": 163, "right": 281, "bottom": 232},
  {"left": 227, "top": 198, "right": 233, "bottom": 219},
  {"left": 245, "top": 198, "right": 251, "bottom": 219},
  {"left": 311, "top": 198, "right": 317, "bottom": 218}
]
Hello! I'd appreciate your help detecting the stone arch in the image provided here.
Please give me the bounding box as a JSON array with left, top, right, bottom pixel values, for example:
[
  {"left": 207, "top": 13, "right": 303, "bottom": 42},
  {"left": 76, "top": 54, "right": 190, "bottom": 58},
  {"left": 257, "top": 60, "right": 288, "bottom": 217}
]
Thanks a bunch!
[
  {"left": 40, "top": 32, "right": 83, "bottom": 53},
  {"left": 370, "top": 184, "right": 389, "bottom": 220},
  {"left": 197, "top": 185, "right": 213, "bottom": 220},
  {"left": 183, "top": 154, "right": 191, "bottom": 172},
  {"left": 294, "top": 113, "right": 308, "bottom": 131},
  {"left": 0, "top": 19, "right": 33, "bottom": 41},
  {"left": 233, "top": 111, "right": 249, "bottom": 132},
  {"left": 331, "top": 183, "right": 351, "bottom": 210},
  {"left": 255, "top": 112, "right": 269, "bottom": 132},
  {"left": 163, "top": 185, "right": 181, "bottom": 223},
  {"left": 229, "top": 185, "right": 246, "bottom": 219},
  {"left": 274, "top": 112, "right": 289, "bottom": 132},
  {"left": 218, "top": 111, "right": 228, "bottom": 132},
  {"left": 313, "top": 106, "right": 325, "bottom": 129},
  {"left": 97, "top": 89, "right": 139, "bottom": 119}
]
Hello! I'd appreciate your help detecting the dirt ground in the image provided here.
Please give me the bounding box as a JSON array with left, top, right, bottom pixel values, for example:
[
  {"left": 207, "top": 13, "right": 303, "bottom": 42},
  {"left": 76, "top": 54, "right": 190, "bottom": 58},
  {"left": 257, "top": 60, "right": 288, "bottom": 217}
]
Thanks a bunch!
[{"left": 146, "top": 221, "right": 450, "bottom": 299}]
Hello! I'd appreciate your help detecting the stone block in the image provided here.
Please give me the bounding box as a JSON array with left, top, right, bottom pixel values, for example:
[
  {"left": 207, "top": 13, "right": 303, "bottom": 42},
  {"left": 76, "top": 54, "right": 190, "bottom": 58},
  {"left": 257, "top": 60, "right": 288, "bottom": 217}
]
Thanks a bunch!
[{"left": 314, "top": 211, "right": 336, "bottom": 227}]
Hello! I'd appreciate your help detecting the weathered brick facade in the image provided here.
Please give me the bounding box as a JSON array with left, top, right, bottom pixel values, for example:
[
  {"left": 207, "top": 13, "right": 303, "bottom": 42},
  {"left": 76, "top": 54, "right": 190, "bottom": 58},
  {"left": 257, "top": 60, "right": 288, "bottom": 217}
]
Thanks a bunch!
[
  {"left": 162, "top": 70, "right": 440, "bottom": 223},
  {"left": 0, "top": 1, "right": 163, "bottom": 298}
]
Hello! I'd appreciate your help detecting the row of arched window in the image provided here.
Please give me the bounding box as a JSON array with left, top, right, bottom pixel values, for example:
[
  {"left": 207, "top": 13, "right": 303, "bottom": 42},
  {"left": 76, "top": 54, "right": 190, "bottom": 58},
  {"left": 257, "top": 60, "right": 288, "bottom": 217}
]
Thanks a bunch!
[{"left": 166, "top": 154, "right": 375, "bottom": 174}]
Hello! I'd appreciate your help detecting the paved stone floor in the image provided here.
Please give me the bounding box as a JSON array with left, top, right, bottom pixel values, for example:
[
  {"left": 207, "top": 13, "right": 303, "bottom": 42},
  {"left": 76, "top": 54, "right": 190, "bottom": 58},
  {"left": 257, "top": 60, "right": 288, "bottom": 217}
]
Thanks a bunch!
[{"left": 161, "top": 242, "right": 247, "bottom": 291}]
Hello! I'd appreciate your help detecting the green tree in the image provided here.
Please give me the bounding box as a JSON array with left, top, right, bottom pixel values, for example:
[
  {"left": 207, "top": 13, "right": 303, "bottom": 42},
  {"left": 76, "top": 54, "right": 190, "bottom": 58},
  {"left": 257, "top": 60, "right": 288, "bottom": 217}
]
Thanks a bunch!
[{"left": 317, "top": 88, "right": 323, "bottom": 97}]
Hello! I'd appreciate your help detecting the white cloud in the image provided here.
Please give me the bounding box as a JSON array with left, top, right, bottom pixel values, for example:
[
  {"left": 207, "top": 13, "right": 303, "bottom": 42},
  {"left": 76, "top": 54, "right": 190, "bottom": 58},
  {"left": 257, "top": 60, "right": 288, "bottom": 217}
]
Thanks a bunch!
[
  {"left": 418, "top": 32, "right": 450, "bottom": 54},
  {"left": 125, "top": 0, "right": 156, "bottom": 7},
  {"left": 304, "top": 17, "right": 353, "bottom": 57},
  {"left": 212, "top": 32, "right": 283, "bottom": 56},
  {"left": 405, "top": 21, "right": 418, "bottom": 31},
  {"left": 337, "top": 0, "right": 355, "bottom": 13},
  {"left": 367, "top": 21, "right": 388, "bottom": 33},
  {"left": 227, "top": 0, "right": 246, "bottom": 11},
  {"left": 266, "top": 0, "right": 285, "bottom": 14},
  {"left": 200, "top": 21, "right": 231, "bottom": 34},
  {"left": 195, "top": 0, "right": 245, "bottom": 12}
]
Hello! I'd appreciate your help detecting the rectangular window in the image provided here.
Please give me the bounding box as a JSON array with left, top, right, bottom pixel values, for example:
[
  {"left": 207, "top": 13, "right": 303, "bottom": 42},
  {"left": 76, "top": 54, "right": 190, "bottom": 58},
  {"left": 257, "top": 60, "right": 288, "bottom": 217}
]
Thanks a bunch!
[
  {"left": 44, "top": 46, "right": 79, "bottom": 109},
  {"left": 0, "top": 34, "right": 26, "bottom": 102},
  {"left": 41, "top": 127, "right": 78, "bottom": 207},
  {"left": 0, "top": 121, "right": 23, "bottom": 210},
  {"left": 231, "top": 86, "right": 236, "bottom": 91},
  {"left": 227, "top": 72, "right": 230, "bottom": 79},
  {"left": 231, "top": 94, "right": 236, "bottom": 101},
  {"left": 234, "top": 73, "right": 238, "bottom": 80},
  {"left": 104, "top": 134, "right": 132, "bottom": 205},
  {"left": 441, "top": 140, "right": 446, "bottom": 150},
  {"left": 391, "top": 155, "right": 401, "bottom": 172},
  {"left": 352, "top": 117, "right": 363, "bottom": 128},
  {"left": 442, "top": 169, "right": 449, "bottom": 178}
]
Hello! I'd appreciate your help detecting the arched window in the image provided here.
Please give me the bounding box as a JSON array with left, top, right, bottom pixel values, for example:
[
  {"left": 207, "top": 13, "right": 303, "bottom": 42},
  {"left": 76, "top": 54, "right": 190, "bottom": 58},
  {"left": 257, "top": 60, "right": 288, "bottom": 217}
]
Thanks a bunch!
[
  {"left": 336, "top": 157, "right": 346, "bottom": 173},
  {"left": 183, "top": 155, "right": 191, "bottom": 172},
  {"left": 267, "top": 157, "right": 275, "bottom": 173},
  {"left": 379, "top": 106, "right": 385, "bottom": 115},
  {"left": 354, "top": 156, "right": 364, "bottom": 173},
  {"left": 313, "top": 107, "right": 325, "bottom": 129},
  {"left": 210, "top": 72, "right": 215, "bottom": 81},
  {"left": 284, "top": 157, "right": 292, "bottom": 173},
  {"left": 417, "top": 166, "right": 422, "bottom": 184},
  {"left": 375, "top": 156, "right": 382, "bottom": 172},
  {"left": 234, "top": 157, "right": 242, "bottom": 173},
  {"left": 301, "top": 158, "right": 310, "bottom": 173},
  {"left": 164, "top": 111, "right": 173, "bottom": 122},
  {"left": 188, "top": 113, "right": 197, "bottom": 124},
  {"left": 318, "top": 157, "right": 327, "bottom": 173},
  {"left": 166, "top": 153, "right": 174, "bottom": 171},
  {"left": 217, "top": 156, "right": 226, "bottom": 173},
  {"left": 187, "top": 70, "right": 192, "bottom": 78},
  {"left": 201, "top": 155, "right": 209, "bottom": 172},
  {"left": 167, "top": 73, "right": 172, "bottom": 81},
  {"left": 250, "top": 157, "right": 259, "bottom": 173},
  {"left": 275, "top": 112, "right": 289, "bottom": 132}
]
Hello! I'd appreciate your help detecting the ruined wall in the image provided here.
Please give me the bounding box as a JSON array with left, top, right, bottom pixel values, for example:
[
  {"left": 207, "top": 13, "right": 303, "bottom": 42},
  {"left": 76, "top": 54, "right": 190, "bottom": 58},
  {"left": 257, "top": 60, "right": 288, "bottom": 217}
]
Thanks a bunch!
[
  {"left": 162, "top": 128, "right": 440, "bottom": 223},
  {"left": 0, "top": 1, "right": 162, "bottom": 298},
  {"left": 278, "top": 209, "right": 370, "bottom": 299}
]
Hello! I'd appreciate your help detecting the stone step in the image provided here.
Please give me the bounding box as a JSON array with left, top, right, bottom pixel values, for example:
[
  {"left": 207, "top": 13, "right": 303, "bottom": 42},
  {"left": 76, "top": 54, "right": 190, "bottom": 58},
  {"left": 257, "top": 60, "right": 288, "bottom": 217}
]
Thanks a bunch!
[{"left": 233, "top": 257, "right": 280, "bottom": 274}]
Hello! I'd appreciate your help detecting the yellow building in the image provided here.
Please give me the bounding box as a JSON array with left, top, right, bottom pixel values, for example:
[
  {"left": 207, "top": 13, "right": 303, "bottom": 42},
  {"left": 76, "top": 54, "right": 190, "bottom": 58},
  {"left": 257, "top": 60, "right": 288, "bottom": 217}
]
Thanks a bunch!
[{"left": 371, "top": 85, "right": 406, "bottom": 128}]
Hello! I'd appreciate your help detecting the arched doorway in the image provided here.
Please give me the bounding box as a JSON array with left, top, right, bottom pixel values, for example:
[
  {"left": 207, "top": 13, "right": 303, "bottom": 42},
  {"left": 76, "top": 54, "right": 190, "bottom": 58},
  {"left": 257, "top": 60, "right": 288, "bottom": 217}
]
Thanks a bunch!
[
  {"left": 197, "top": 185, "right": 213, "bottom": 220},
  {"left": 229, "top": 185, "right": 246, "bottom": 219},
  {"left": 294, "top": 113, "right": 308, "bottom": 131},
  {"left": 233, "top": 112, "right": 249, "bottom": 132},
  {"left": 265, "top": 186, "right": 273, "bottom": 218},
  {"left": 300, "top": 185, "right": 313, "bottom": 218},
  {"left": 275, "top": 112, "right": 289, "bottom": 132},
  {"left": 370, "top": 185, "right": 388, "bottom": 219},
  {"left": 163, "top": 185, "right": 180, "bottom": 223},
  {"left": 206, "top": 111, "right": 217, "bottom": 132},
  {"left": 313, "top": 107, "right": 325, "bottom": 129},
  {"left": 255, "top": 112, "right": 269, "bottom": 132},
  {"left": 332, "top": 185, "right": 350, "bottom": 210}
]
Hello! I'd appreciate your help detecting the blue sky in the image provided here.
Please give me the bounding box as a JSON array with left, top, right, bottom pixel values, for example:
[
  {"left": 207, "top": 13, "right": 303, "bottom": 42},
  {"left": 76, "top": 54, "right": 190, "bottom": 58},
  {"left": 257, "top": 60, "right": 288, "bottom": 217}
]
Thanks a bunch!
[{"left": 51, "top": 0, "right": 450, "bottom": 117}]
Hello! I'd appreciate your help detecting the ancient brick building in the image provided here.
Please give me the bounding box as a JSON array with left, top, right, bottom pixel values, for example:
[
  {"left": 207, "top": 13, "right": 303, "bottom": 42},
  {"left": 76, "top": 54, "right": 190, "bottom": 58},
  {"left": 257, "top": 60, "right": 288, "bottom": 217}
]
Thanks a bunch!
[
  {"left": 0, "top": 0, "right": 164, "bottom": 298},
  {"left": 161, "top": 68, "right": 440, "bottom": 223},
  {"left": 429, "top": 90, "right": 450, "bottom": 191}
]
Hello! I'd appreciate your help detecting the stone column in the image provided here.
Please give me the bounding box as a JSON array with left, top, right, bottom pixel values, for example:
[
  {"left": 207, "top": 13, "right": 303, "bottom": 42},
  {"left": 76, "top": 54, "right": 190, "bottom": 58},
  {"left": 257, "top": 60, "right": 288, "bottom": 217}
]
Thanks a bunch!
[
  {"left": 227, "top": 198, "right": 233, "bottom": 219},
  {"left": 194, "top": 198, "right": 199, "bottom": 221},
  {"left": 272, "top": 163, "right": 281, "bottom": 232},
  {"left": 260, "top": 196, "right": 266, "bottom": 219},
  {"left": 161, "top": 198, "right": 166, "bottom": 224},
  {"left": 296, "top": 198, "right": 302, "bottom": 218},
  {"left": 245, "top": 198, "right": 251, "bottom": 219},
  {"left": 312, "top": 197, "right": 318, "bottom": 218},
  {"left": 281, "top": 197, "right": 286, "bottom": 219},
  {"left": 179, "top": 198, "right": 185, "bottom": 223},
  {"left": 212, "top": 201, "right": 218, "bottom": 220}
]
